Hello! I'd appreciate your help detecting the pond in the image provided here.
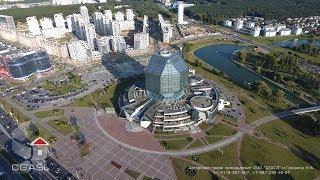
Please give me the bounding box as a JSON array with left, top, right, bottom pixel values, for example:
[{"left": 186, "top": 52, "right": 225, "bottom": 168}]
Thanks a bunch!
[{"left": 193, "top": 44, "right": 307, "bottom": 106}]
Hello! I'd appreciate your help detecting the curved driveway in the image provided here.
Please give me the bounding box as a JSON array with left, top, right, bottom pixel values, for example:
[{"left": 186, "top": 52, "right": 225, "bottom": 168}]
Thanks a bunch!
[{"left": 95, "top": 105, "right": 320, "bottom": 156}]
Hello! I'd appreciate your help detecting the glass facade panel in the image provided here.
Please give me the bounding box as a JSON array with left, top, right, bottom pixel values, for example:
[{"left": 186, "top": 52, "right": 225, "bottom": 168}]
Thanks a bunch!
[{"left": 145, "top": 52, "right": 188, "bottom": 101}]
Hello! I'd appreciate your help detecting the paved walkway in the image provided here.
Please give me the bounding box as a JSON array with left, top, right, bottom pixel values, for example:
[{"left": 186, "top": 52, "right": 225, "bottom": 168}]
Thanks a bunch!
[{"left": 95, "top": 105, "right": 320, "bottom": 156}]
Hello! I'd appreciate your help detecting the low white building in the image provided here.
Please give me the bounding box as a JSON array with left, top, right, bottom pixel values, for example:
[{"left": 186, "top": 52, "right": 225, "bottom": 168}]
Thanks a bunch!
[
  {"left": 263, "top": 25, "right": 275, "bottom": 32},
  {"left": 275, "top": 24, "right": 286, "bottom": 32},
  {"left": 40, "top": 17, "right": 54, "bottom": 30},
  {"left": 41, "top": 27, "right": 66, "bottom": 38},
  {"left": 279, "top": 28, "right": 291, "bottom": 36},
  {"left": 292, "top": 26, "right": 303, "bottom": 35},
  {"left": 264, "top": 30, "right": 277, "bottom": 37},
  {"left": 250, "top": 27, "right": 261, "bottom": 37},
  {"left": 218, "top": 99, "right": 230, "bottom": 111},
  {"left": 233, "top": 19, "right": 243, "bottom": 30},
  {"left": 223, "top": 20, "right": 232, "bottom": 27},
  {"left": 244, "top": 21, "right": 255, "bottom": 29}
]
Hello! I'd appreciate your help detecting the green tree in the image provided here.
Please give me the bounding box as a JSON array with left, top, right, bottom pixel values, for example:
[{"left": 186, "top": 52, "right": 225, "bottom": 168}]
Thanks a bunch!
[
  {"left": 274, "top": 89, "right": 285, "bottom": 103},
  {"left": 287, "top": 80, "right": 295, "bottom": 89},
  {"left": 239, "top": 50, "right": 247, "bottom": 63},
  {"left": 255, "top": 66, "right": 262, "bottom": 73},
  {"left": 194, "top": 59, "right": 202, "bottom": 67},
  {"left": 256, "top": 81, "right": 272, "bottom": 98}
]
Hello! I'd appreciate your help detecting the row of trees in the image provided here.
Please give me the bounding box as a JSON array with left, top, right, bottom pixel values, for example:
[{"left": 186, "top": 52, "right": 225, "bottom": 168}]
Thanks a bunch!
[
  {"left": 253, "top": 81, "right": 285, "bottom": 103},
  {"left": 0, "top": 0, "right": 172, "bottom": 23},
  {"left": 183, "top": 0, "right": 320, "bottom": 24},
  {"left": 290, "top": 44, "right": 320, "bottom": 57}
]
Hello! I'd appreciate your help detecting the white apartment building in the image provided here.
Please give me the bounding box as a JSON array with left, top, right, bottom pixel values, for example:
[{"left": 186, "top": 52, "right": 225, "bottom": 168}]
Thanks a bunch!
[
  {"left": 126, "top": 9, "right": 134, "bottom": 21},
  {"left": 244, "top": 21, "right": 255, "bottom": 29},
  {"left": 159, "top": 14, "right": 173, "bottom": 43},
  {"left": 223, "top": 20, "right": 232, "bottom": 27},
  {"left": 279, "top": 28, "right": 291, "bottom": 36},
  {"left": 80, "top": 6, "right": 90, "bottom": 24},
  {"left": 234, "top": 19, "right": 244, "bottom": 30},
  {"left": 264, "top": 30, "right": 277, "bottom": 37},
  {"left": 68, "top": 40, "right": 91, "bottom": 62},
  {"left": 292, "top": 26, "right": 303, "bottom": 35},
  {"left": 54, "top": 13, "right": 65, "bottom": 28},
  {"left": 104, "top": 10, "right": 113, "bottom": 20},
  {"left": 177, "top": 1, "right": 184, "bottom": 25},
  {"left": 84, "top": 23, "right": 96, "bottom": 50},
  {"left": 66, "top": 15, "right": 73, "bottom": 32},
  {"left": 96, "top": 36, "right": 113, "bottom": 55},
  {"left": 275, "top": 24, "right": 286, "bottom": 32},
  {"left": 134, "top": 32, "right": 148, "bottom": 50},
  {"left": 26, "top": 16, "right": 42, "bottom": 35},
  {"left": 115, "top": 35, "right": 126, "bottom": 53},
  {"left": 115, "top": 12, "right": 125, "bottom": 21},
  {"left": 250, "top": 27, "right": 261, "bottom": 37},
  {"left": 40, "top": 18, "right": 54, "bottom": 30}
]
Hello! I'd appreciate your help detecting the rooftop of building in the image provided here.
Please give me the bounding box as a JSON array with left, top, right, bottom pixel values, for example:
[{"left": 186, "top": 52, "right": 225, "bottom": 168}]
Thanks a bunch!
[
  {"left": 190, "top": 96, "right": 212, "bottom": 108},
  {"left": 146, "top": 51, "right": 188, "bottom": 76}
]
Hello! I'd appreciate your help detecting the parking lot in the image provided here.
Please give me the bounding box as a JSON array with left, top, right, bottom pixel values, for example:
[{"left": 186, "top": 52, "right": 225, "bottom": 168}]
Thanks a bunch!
[{"left": 13, "top": 66, "right": 115, "bottom": 109}]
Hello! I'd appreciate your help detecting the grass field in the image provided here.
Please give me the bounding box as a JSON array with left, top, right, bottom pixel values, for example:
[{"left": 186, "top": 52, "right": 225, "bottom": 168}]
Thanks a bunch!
[
  {"left": 188, "top": 139, "right": 206, "bottom": 149},
  {"left": 171, "top": 158, "right": 214, "bottom": 180},
  {"left": 48, "top": 118, "right": 75, "bottom": 135},
  {"left": 154, "top": 133, "right": 189, "bottom": 140},
  {"left": 40, "top": 80, "right": 85, "bottom": 96},
  {"left": 206, "top": 136, "right": 224, "bottom": 144},
  {"left": 27, "top": 123, "right": 56, "bottom": 143},
  {"left": 0, "top": 100, "right": 30, "bottom": 123},
  {"left": 241, "top": 136, "right": 320, "bottom": 180},
  {"left": 90, "top": 84, "right": 117, "bottom": 109},
  {"left": 238, "top": 94, "right": 273, "bottom": 123},
  {"left": 160, "top": 138, "right": 190, "bottom": 150},
  {"left": 205, "top": 123, "right": 237, "bottom": 136},
  {"left": 69, "top": 95, "right": 95, "bottom": 108},
  {"left": 257, "top": 116, "right": 320, "bottom": 158},
  {"left": 187, "top": 141, "right": 244, "bottom": 179},
  {"left": 198, "top": 123, "right": 211, "bottom": 131},
  {"left": 34, "top": 109, "right": 64, "bottom": 118}
]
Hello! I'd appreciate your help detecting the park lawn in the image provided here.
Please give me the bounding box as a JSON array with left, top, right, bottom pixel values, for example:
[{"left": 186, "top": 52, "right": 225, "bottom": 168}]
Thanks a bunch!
[
  {"left": 48, "top": 118, "right": 75, "bottom": 135},
  {"left": 205, "top": 123, "right": 237, "bottom": 136},
  {"left": 188, "top": 139, "right": 206, "bottom": 149},
  {"left": 241, "top": 136, "right": 320, "bottom": 180},
  {"left": 40, "top": 81, "right": 84, "bottom": 96},
  {"left": 238, "top": 94, "right": 272, "bottom": 123},
  {"left": 171, "top": 158, "right": 214, "bottom": 180},
  {"left": 90, "top": 84, "right": 116, "bottom": 109},
  {"left": 154, "top": 133, "right": 189, "bottom": 140},
  {"left": 0, "top": 100, "right": 30, "bottom": 123},
  {"left": 257, "top": 116, "right": 320, "bottom": 158},
  {"left": 206, "top": 136, "right": 224, "bottom": 144},
  {"left": 34, "top": 109, "right": 64, "bottom": 118},
  {"left": 160, "top": 138, "right": 190, "bottom": 150},
  {"left": 69, "top": 95, "right": 95, "bottom": 108},
  {"left": 198, "top": 122, "right": 211, "bottom": 131},
  {"left": 27, "top": 123, "right": 56, "bottom": 143},
  {"left": 187, "top": 141, "right": 244, "bottom": 179}
]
